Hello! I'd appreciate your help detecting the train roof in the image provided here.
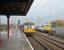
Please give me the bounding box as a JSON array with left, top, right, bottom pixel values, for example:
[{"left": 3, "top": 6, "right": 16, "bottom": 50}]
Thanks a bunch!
[
  {"left": 0, "top": 0, "right": 34, "bottom": 15},
  {"left": 24, "top": 22, "right": 34, "bottom": 25}
]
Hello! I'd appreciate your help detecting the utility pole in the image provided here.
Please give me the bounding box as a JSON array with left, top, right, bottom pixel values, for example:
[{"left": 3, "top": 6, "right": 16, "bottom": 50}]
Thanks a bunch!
[{"left": 37, "top": 16, "right": 40, "bottom": 26}]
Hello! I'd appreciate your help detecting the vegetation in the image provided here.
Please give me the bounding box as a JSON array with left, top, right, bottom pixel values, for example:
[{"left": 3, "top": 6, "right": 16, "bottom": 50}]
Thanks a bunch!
[{"left": 51, "top": 20, "right": 64, "bottom": 27}]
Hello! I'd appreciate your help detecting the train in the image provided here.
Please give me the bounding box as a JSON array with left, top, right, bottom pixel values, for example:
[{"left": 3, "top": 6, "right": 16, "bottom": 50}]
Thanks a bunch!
[
  {"left": 42, "top": 24, "right": 51, "bottom": 33},
  {"left": 21, "top": 22, "right": 52, "bottom": 36},
  {"left": 36, "top": 24, "right": 52, "bottom": 33},
  {"left": 23, "top": 22, "right": 36, "bottom": 36}
]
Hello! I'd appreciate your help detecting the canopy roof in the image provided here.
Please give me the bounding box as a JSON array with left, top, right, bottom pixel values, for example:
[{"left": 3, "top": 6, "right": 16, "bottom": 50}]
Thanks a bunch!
[{"left": 0, "top": 0, "right": 34, "bottom": 15}]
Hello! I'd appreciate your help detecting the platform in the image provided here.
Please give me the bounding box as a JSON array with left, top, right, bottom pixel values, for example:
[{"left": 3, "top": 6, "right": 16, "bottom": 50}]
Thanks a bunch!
[{"left": 0, "top": 29, "right": 34, "bottom": 50}]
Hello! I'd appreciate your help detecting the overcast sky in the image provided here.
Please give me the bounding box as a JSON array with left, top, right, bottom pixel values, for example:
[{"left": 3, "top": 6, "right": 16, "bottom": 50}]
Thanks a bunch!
[{"left": 0, "top": 0, "right": 64, "bottom": 26}]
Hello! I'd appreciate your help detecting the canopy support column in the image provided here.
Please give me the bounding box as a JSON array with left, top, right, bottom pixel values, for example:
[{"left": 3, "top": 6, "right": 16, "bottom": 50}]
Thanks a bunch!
[{"left": 7, "top": 15, "right": 10, "bottom": 38}]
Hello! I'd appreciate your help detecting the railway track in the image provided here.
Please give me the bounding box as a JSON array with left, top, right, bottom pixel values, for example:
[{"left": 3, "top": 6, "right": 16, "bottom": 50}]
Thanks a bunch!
[
  {"left": 27, "top": 37, "right": 47, "bottom": 50},
  {"left": 32, "top": 32, "right": 64, "bottom": 50}
]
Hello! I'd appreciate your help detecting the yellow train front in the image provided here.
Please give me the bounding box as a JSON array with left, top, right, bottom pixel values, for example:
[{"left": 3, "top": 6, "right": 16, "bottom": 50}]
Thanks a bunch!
[
  {"left": 23, "top": 22, "right": 35, "bottom": 36},
  {"left": 42, "top": 24, "right": 51, "bottom": 33}
]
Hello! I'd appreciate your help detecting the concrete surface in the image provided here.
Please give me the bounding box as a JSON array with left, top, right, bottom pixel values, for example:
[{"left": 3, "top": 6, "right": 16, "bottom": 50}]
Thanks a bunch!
[{"left": 0, "top": 29, "right": 34, "bottom": 50}]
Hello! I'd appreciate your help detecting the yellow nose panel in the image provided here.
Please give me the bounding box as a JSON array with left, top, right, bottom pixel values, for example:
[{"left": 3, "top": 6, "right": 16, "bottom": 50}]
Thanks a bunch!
[{"left": 24, "top": 29, "right": 35, "bottom": 32}]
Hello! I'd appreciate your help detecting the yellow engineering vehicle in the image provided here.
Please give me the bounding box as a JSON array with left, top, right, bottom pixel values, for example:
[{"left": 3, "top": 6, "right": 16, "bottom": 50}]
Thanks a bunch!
[{"left": 42, "top": 24, "right": 51, "bottom": 33}]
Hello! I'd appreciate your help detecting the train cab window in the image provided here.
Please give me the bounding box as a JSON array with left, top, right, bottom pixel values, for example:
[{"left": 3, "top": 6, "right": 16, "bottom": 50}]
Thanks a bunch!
[
  {"left": 28, "top": 25, "right": 31, "bottom": 28},
  {"left": 24, "top": 25, "right": 27, "bottom": 28},
  {"left": 24, "top": 25, "right": 31, "bottom": 29}
]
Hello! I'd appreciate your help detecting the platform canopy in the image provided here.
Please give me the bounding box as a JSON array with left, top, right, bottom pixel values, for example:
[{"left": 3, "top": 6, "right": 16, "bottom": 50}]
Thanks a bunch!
[{"left": 0, "top": 0, "right": 34, "bottom": 15}]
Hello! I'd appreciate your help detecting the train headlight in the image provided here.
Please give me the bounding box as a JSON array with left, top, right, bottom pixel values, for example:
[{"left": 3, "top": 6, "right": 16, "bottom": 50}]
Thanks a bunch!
[{"left": 31, "top": 26, "right": 35, "bottom": 29}]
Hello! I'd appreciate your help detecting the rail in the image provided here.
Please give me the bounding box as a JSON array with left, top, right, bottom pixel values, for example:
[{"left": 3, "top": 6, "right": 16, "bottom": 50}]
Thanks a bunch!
[{"left": 32, "top": 32, "right": 64, "bottom": 50}]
